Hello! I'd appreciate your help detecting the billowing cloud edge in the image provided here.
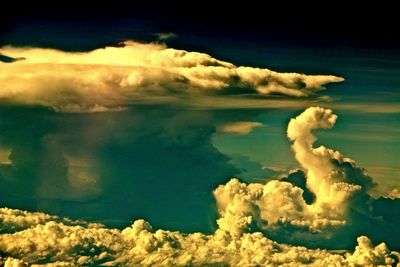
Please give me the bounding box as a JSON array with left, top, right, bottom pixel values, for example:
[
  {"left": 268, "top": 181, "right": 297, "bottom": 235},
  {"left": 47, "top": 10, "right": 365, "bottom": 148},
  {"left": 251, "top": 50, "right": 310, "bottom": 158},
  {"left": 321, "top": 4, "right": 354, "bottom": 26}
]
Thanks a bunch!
[
  {"left": 0, "top": 41, "right": 344, "bottom": 112},
  {"left": 0, "top": 207, "right": 398, "bottom": 267}
]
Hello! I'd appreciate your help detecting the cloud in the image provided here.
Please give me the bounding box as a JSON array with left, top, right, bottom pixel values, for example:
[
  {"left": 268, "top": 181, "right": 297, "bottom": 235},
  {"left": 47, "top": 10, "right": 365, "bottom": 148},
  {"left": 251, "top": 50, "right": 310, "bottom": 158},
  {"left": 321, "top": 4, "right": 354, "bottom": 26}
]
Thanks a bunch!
[
  {"left": 385, "top": 188, "right": 400, "bottom": 199},
  {"left": 0, "top": 106, "right": 244, "bottom": 232},
  {"left": 0, "top": 207, "right": 100, "bottom": 235},
  {"left": 214, "top": 107, "right": 400, "bottom": 250},
  {"left": 0, "top": 207, "right": 397, "bottom": 266},
  {"left": 0, "top": 41, "right": 343, "bottom": 112},
  {"left": 154, "top": 32, "right": 178, "bottom": 42},
  {"left": 217, "top": 121, "right": 263, "bottom": 135},
  {"left": 286, "top": 106, "right": 374, "bottom": 204},
  {"left": 0, "top": 208, "right": 57, "bottom": 234},
  {"left": 0, "top": 106, "right": 399, "bottom": 265},
  {"left": 214, "top": 107, "right": 371, "bottom": 236},
  {"left": 329, "top": 102, "right": 400, "bottom": 114}
]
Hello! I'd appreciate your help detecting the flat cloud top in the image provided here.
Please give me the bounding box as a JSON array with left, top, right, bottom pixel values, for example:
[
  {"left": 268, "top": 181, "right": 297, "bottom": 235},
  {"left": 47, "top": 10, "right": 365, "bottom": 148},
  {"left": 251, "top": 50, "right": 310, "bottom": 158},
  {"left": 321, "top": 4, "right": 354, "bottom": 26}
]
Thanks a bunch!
[{"left": 0, "top": 41, "right": 343, "bottom": 112}]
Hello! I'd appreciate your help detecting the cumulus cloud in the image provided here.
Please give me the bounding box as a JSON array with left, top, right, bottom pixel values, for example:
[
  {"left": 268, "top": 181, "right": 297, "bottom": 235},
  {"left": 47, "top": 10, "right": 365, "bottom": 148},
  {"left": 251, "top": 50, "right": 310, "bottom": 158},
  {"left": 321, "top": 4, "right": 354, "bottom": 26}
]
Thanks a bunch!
[
  {"left": 214, "top": 107, "right": 372, "bottom": 237},
  {"left": 213, "top": 107, "right": 400, "bottom": 250},
  {"left": 0, "top": 41, "right": 343, "bottom": 112},
  {"left": 0, "top": 208, "right": 57, "bottom": 234},
  {"left": 217, "top": 121, "right": 263, "bottom": 135},
  {"left": 0, "top": 106, "right": 399, "bottom": 265},
  {"left": 0, "top": 207, "right": 398, "bottom": 266},
  {"left": 286, "top": 107, "right": 369, "bottom": 212},
  {"left": 385, "top": 188, "right": 400, "bottom": 199}
]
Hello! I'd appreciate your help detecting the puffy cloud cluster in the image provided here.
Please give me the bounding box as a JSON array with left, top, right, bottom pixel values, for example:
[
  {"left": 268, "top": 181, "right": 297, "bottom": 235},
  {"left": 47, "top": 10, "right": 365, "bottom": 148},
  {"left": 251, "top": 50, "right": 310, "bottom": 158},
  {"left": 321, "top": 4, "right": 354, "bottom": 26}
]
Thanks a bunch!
[
  {"left": 0, "top": 208, "right": 56, "bottom": 234},
  {"left": 385, "top": 188, "right": 400, "bottom": 199},
  {"left": 0, "top": 207, "right": 398, "bottom": 266},
  {"left": 0, "top": 41, "right": 343, "bottom": 112},
  {"left": 286, "top": 107, "right": 371, "bottom": 200},
  {"left": 214, "top": 107, "right": 370, "bottom": 236},
  {"left": 214, "top": 107, "right": 400, "bottom": 250},
  {"left": 0, "top": 208, "right": 102, "bottom": 235}
]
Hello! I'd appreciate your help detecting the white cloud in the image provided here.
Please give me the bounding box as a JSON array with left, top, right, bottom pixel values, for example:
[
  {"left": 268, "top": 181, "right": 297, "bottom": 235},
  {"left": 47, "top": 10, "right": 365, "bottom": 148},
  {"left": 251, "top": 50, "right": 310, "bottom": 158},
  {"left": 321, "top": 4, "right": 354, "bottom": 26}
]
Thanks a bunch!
[
  {"left": 217, "top": 121, "right": 263, "bottom": 135},
  {"left": 0, "top": 41, "right": 343, "bottom": 112},
  {"left": 0, "top": 207, "right": 397, "bottom": 266}
]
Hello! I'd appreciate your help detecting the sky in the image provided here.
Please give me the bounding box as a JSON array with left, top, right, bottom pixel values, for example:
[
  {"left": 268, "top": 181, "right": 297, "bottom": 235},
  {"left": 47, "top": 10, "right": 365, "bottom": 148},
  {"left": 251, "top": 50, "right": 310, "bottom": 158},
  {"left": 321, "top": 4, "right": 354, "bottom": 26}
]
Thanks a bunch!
[{"left": 0, "top": 3, "right": 399, "bottom": 266}]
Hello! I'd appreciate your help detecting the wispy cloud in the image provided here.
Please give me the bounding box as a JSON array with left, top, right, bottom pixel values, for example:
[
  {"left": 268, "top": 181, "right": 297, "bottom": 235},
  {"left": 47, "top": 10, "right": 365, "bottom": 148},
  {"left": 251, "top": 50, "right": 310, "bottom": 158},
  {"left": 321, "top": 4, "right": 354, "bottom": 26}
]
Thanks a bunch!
[
  {"left": 217, "top": 121, "right": 263, "bottom": 135},
  {"left": 327, "top": 102, "right": 400, "bottom": 114}
]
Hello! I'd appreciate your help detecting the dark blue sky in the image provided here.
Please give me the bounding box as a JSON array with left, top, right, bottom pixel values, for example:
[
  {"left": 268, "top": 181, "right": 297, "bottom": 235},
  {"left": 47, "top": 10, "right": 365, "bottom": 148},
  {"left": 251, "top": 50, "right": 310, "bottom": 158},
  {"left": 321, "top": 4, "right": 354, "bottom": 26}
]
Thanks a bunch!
[{"left": 1, "top": 1, "right": 399, "bottom": 51}]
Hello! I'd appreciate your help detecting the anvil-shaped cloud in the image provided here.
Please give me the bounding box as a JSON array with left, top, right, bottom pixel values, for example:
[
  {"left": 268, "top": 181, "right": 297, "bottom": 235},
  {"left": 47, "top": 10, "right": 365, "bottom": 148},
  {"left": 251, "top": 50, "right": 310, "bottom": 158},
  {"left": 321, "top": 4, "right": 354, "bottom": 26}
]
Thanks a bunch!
[{"left": 0, "top": 41, "right": 343, "bottom": 112}]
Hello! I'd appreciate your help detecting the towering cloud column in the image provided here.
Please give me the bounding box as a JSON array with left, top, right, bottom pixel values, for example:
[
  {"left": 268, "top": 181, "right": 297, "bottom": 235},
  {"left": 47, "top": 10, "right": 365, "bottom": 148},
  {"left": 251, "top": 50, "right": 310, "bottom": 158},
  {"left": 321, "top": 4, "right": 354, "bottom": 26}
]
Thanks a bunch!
[
  {"left": 215, "top": 107, "right": 375, "bottom": 237},
  {"left": 287, "top": 107, "right": 361, "bottom": 219}
]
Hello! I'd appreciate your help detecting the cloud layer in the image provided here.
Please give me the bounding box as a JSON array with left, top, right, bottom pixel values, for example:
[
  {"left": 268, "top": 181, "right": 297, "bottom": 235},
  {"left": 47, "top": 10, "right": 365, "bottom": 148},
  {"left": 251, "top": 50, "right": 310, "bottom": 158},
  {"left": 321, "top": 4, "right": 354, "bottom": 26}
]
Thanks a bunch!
[
  {"left": 0, "top": 207, "right": 398, "bottom": 266},
  {"left": 0, "top": 41, "right": 343, "bottom": 112},
  {"left": 0, "top": 107, "right": 399, "bottom": 266}
]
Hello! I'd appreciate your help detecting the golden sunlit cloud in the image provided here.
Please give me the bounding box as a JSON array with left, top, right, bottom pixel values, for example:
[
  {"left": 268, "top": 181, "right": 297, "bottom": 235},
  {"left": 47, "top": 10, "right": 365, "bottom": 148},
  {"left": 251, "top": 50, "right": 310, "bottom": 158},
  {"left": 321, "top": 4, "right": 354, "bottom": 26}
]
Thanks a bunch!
[
  {"left": 0, "top": 41, "right": 344, "bottom": 112},
  {"left": 0, "top": 207, "right": 397, "bottom": 266},
  {"left": 217, "top": 121, "right": 263, "bottom": 135}
]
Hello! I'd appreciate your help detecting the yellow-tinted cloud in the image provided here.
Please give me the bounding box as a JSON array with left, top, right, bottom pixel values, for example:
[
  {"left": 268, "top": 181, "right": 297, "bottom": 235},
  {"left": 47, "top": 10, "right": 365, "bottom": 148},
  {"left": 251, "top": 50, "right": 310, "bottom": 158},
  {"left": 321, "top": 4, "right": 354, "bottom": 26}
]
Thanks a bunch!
[
  {"left": 385, "top": 188, "right": 400, "bottom": 199},
  {"left": 0, "top": 149, "right": 12, "bottom": 165},
  {"left": 213, "top": 107, "right": 374, "bottom": 236},
  {"left": 217, "top": 121, "right": 263, "bottom": 135},
  {"left": 287, "top": 107, "right": 360, "bottom": 204},
  {"left": 0, "top": 207, "right": 397, "bottom": 266},
  {"left": 0, "top": 41, "right": 344, "bottom": 112},
  {"left": 0, "top": 107, "right": 399, "bottom": 265}
]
